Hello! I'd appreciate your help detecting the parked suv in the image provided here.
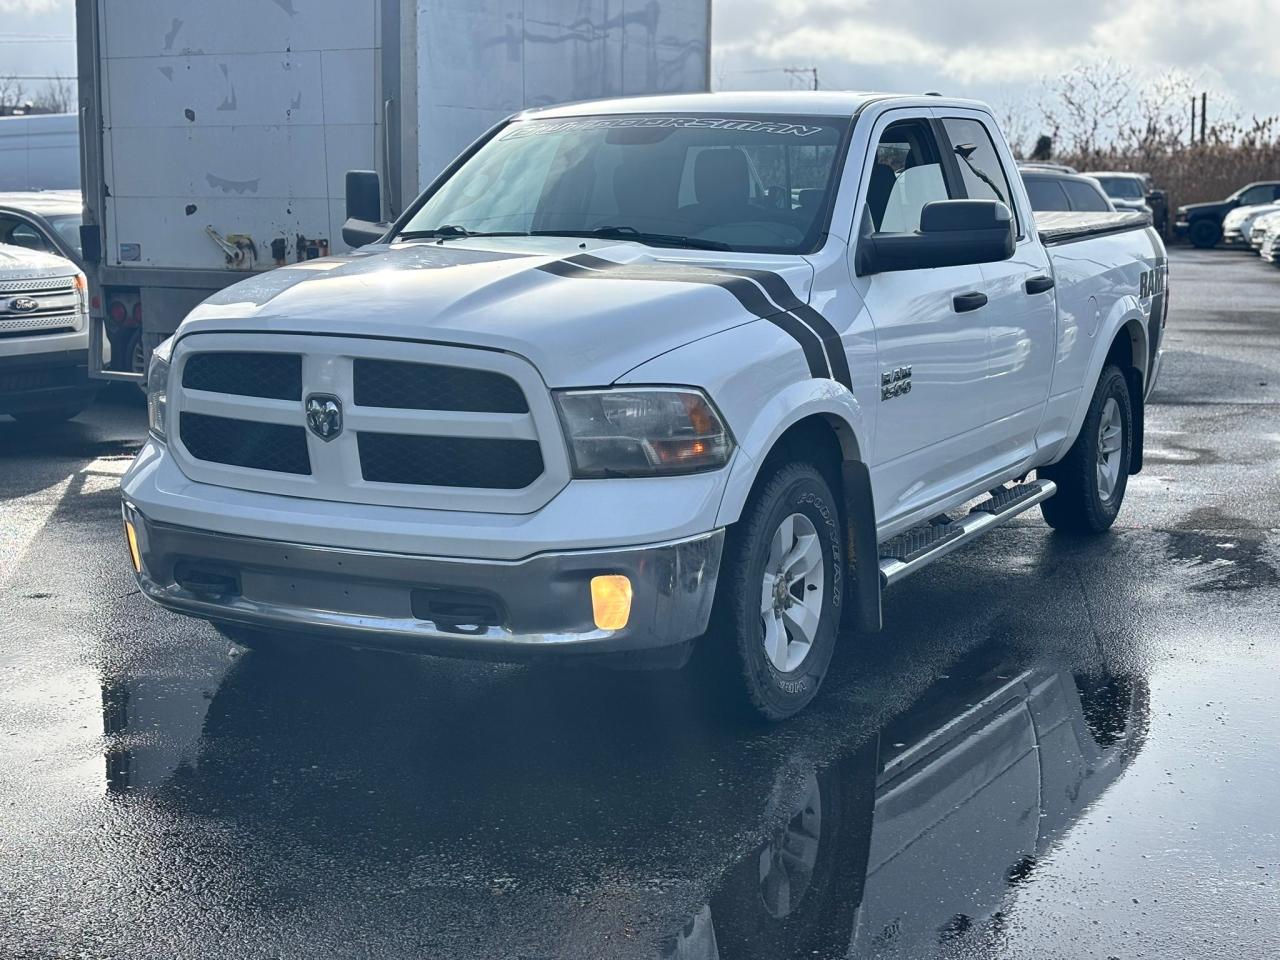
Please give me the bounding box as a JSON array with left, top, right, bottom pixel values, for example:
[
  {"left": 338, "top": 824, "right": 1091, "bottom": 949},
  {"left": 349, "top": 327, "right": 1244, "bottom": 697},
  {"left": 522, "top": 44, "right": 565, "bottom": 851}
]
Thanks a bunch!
[
  {"left": 1020, "top": 170, "right": 1115, "bottom": 213},
  {"left": 0, "top": 241, "right": 96, "bottom": 422}
]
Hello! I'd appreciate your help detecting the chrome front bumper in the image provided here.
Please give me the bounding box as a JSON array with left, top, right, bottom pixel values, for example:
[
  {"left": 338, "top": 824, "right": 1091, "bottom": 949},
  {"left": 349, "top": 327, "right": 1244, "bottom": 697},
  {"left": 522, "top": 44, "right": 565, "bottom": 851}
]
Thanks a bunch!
[{"left": 124, "top": 503, "right": 723, "bottom": 662}]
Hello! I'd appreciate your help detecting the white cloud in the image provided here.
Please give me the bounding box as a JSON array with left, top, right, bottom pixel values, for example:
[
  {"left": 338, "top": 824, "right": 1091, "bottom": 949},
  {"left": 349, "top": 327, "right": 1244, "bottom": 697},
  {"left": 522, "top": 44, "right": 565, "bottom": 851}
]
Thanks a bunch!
[
  {"left": 713, "top": 0, "right": 1280, "bottom": 120},
  {"left": 0, "top": 0, "right": 66, "bottom": 12}
]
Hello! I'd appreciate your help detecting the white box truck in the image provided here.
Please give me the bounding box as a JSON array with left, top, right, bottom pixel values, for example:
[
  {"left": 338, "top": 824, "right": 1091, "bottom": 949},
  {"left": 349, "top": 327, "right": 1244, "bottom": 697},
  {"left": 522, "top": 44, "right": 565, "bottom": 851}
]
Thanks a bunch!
[{"left": 74, "top": 0, "right": 712, "bottom": 381}]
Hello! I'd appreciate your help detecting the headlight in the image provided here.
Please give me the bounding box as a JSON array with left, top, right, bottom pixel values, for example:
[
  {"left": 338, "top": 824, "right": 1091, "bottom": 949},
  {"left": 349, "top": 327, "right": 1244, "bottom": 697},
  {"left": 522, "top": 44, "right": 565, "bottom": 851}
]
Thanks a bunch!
[
  {"left": 554, "top": 387, "right": 733, "bottom": 478},
  {"left": 72, "top": 273, "right": 88, "bottom": 328},
  {"left": 146, "top": 336, "right": 173, "bottom": 442}
]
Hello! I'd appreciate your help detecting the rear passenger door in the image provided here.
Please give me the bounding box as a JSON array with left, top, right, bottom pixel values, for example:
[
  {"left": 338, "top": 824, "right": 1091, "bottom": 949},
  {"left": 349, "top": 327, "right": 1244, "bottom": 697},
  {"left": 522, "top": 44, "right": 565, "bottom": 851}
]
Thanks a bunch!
[
  {"left": 939, "top": 114, "right": 1056, "bottom": 470},
  {"left": 852, "top": 113, "right": 994, "bottom": 524}
]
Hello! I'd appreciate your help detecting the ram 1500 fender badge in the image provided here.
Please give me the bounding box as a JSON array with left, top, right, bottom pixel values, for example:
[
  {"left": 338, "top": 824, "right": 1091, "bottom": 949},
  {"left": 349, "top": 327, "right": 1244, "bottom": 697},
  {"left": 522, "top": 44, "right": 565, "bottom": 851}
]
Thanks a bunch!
[
  {"left": 305, "top": 394, "right": 343, "bottom": 441},
  {"left": 881, "top": 365, "right": 912, "bottom": 400}
]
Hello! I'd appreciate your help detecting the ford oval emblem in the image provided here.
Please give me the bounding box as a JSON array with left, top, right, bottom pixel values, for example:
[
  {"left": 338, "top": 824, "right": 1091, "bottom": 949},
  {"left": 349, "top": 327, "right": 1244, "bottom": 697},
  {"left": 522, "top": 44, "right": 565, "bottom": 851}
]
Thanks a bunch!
[
  {"left": 305, "top": 393, "right": 343, "bottom": 441},
  {"left": 8, "top": 297, "right": 40, "bottom": 313}
]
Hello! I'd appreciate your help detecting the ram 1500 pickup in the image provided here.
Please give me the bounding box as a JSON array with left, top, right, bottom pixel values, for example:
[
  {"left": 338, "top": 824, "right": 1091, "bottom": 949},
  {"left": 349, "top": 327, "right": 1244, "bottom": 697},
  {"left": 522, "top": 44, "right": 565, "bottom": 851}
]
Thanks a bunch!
[
  {"left": 121, "top": 92, "right": 1169, "bottom": 719},
  {"left": 1, "top": 242, "right": 94, "bottom": 423}
]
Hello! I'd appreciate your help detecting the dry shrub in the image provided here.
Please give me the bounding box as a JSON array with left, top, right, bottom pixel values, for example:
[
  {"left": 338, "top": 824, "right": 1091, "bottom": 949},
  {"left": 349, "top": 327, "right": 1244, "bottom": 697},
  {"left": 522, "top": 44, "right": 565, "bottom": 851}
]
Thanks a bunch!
[{"left": 1058, "top": 117, "right": 1280, "bottom": 210}]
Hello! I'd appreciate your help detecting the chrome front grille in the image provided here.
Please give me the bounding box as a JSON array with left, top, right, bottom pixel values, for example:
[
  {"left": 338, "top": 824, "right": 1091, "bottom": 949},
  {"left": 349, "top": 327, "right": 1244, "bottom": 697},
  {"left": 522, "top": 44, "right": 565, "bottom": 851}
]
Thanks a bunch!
[
  {"left": 0, "top": 277, "right": 79, "bottom": 337},
  {"left": 168, "top": 334, "right": 571, "bottom": 514}
]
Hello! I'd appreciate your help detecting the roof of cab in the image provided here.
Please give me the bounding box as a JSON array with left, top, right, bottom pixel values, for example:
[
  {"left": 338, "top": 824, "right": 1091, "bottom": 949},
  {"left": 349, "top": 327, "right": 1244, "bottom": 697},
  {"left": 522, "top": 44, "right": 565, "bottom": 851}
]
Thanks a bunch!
[{"left": 520, "top": 90, "right": 991, "bottom": 120}]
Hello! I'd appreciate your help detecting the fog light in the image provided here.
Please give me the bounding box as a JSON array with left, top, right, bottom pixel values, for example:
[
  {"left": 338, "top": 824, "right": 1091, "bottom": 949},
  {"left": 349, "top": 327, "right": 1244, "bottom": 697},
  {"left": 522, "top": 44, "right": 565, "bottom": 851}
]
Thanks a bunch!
[
  {"left": 590, "top": 575, "right": 632, "bottom": 630},
  {"left": 124, "top": 520, "right": 141, "bottom": 573}
]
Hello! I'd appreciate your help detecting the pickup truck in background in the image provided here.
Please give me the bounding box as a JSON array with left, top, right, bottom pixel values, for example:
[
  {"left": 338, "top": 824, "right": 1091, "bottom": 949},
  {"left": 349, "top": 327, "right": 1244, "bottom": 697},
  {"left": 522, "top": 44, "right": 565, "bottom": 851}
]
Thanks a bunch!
[
  {"left": 1176, "top": 180, "right": 1280, "bottom": 248},
  {"left": 120, "top": 92, "right": 1168, "bottom": 719},
  {"left": 0, "top": 241, "right": 95, "bottom": 423}
]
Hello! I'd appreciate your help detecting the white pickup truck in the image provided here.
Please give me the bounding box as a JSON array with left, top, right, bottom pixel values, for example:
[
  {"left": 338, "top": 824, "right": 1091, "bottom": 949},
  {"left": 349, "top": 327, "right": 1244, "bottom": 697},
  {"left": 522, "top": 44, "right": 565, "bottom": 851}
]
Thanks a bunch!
[
  {"left": 121, "top": 92, "right": 1168, "bottom": 719},
  {"left": 1, "top": 242, "right": 94, "bottom": 423}
]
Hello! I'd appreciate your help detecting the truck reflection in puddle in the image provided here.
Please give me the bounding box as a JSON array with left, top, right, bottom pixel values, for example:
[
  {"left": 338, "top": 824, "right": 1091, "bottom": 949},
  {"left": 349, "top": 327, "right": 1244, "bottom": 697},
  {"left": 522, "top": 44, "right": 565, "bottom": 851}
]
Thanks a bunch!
[
  {"left": 94, "top": 647, "right": 1146, "bottom": 958},
  {"left": 660, "top": 668, "right": 1147, "bottom": 960}
]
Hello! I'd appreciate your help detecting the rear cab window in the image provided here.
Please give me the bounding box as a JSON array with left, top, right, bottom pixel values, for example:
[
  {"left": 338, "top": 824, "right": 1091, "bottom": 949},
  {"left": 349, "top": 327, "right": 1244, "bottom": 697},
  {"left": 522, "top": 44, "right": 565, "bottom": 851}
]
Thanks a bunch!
[{"left": 940, "top": 117, "right": 1020, "bottom": 236}]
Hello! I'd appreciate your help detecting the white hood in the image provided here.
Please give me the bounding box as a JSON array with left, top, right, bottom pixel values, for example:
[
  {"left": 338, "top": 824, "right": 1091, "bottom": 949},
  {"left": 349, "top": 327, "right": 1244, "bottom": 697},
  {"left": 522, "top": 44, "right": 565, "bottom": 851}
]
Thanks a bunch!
[
  {"left": 0, "top": 242, "right": 78, "bottom": 282},
  {"left": 178, "top": 238, "right": 816, "bottom": 387}
]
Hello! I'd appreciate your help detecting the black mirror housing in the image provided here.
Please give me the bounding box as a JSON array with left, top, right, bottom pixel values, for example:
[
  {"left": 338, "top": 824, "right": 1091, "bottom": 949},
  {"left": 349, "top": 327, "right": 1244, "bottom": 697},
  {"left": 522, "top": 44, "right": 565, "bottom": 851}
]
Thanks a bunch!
[
  {"left": 343, "top": 170, "right": 386, "bottom": 248},
  {"left": 857, "top": 199, "right": 1015, "bottom": 275}
]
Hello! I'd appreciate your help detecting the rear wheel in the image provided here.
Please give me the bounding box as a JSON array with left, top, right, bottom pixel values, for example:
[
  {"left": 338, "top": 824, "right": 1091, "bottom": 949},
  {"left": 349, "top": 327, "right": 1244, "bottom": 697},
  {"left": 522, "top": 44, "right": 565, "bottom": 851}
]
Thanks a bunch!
[
  {"left": 1040, "top": 365, "right": 1133, "bottom": 534},
  {"left": 1189, "top": 218, "right": 1220, "bottom": 248},
  {"left": 705, "top": 461, "right": 842, "bottom": 720}
]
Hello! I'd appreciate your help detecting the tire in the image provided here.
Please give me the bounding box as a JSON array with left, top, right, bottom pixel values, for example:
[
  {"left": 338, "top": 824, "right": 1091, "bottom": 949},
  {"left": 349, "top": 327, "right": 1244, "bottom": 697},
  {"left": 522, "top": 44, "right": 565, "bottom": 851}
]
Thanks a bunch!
[
  {"left": 705, "top": 461, "right": 843, "bottom": 721},
  {"left": 1189, "top": 218, "right": 1220, "bottom": 249},
  {"left": 10, "top": 402, "right": 87, "bottom": 424},
  {"left": 1039, "top": 365, "right": 1133, "bottom": 534},
  {"left": 707, "top": 742, "right": 877, "bottom": 959}
]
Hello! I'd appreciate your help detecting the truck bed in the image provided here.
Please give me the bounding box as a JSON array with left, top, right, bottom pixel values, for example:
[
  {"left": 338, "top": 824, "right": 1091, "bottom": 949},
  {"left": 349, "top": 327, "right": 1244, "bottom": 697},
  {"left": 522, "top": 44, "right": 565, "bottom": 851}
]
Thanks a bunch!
[{"left": 1035, "top": 211, "right": 1151, "bottom": 245}]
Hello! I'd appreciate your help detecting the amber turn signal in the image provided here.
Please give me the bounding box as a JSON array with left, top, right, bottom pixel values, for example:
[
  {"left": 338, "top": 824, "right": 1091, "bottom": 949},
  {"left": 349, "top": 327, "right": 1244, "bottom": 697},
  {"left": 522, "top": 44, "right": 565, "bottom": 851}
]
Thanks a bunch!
[{"left": 124, "top": 520, "right": 141, "bottom": 573}]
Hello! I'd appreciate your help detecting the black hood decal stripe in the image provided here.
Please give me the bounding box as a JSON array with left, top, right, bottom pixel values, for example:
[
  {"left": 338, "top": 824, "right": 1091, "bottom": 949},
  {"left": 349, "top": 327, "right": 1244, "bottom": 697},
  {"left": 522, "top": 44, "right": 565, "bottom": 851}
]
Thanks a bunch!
[{"left": 539, "top": 253, "right": 851, "bottom": 389}]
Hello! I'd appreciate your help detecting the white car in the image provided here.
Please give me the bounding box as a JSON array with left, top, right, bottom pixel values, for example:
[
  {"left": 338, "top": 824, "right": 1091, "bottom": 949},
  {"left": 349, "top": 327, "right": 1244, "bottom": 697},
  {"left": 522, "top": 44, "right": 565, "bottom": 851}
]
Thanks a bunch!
[
  {"left": 1256, "top": 211, "right": 1280, "bottom": 263},
  {"left": 0, "top": 242, "right": 95, "bottom": 422},
  {"left": 1222, "top": 202, "right": 1280, "bottom": 247},
  {"left": 121, "top": 92, "right": 1168, "bottom": 719}
]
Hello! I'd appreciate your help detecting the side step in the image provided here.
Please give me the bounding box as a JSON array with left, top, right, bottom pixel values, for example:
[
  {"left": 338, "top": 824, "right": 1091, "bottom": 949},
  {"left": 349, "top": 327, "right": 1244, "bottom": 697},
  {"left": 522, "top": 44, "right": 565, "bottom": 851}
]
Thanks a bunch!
[{"left": 878, "top": 479, "right": 1057, "bottom": 588}]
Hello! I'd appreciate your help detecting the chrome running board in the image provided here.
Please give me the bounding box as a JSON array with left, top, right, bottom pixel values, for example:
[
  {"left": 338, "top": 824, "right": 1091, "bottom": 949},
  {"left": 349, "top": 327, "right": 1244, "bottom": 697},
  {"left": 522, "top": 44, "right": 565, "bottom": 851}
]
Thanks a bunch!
[{"left": 878, "top": 479, "right": 1058, "bottom": 588}]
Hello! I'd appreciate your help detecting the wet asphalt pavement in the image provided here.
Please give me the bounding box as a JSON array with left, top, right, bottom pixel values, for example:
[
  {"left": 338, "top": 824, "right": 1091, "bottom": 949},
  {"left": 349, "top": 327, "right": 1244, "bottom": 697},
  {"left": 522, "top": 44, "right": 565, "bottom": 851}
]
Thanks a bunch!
[{"left": 2, "top": 248, "right": 1279, "bottom": 960}]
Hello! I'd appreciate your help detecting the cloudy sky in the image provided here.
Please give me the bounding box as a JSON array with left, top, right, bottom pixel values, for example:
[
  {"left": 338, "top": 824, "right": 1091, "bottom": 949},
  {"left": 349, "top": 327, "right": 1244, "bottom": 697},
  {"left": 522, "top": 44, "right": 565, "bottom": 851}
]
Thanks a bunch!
[{"left": 3, "top": 0, "right": 1278, "bottom": 137}]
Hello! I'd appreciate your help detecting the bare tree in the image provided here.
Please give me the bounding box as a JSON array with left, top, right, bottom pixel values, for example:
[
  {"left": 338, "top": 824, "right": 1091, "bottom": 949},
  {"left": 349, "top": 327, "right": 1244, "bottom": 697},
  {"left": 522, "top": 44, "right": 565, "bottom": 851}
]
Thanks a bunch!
[
  {"left": 30, "top": 73, "right": 75, "bottom": 113},
  {"left": 0, "top": 76, "right": 29, "bottom": 115},
  {"left": 1039, "top": 60, "right": 1136, "bottom": 158}
]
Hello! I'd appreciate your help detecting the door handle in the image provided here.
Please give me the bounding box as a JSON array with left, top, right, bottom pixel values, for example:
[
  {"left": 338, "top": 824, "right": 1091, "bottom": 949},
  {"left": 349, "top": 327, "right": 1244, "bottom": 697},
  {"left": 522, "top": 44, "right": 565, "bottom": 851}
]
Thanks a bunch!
[
  {"left": 952, "top": 291, "right": 988, "bottom": 313},
  {"left": 1025, "top": 275, "right": 1055, "bottom": 295}
]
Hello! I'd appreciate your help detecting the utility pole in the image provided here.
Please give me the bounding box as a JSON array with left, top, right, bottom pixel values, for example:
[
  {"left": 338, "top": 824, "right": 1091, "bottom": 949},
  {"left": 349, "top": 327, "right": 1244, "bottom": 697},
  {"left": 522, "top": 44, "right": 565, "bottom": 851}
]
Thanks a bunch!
[
  {"left": 782, "top": 67, "right": 818, "bottom": 91},
  {"left": 1200, "top": 91, "right": 1207, "bottom": 144},
  {"left": 1190, "top": 96, "right": 1196, "bottom": 145}
]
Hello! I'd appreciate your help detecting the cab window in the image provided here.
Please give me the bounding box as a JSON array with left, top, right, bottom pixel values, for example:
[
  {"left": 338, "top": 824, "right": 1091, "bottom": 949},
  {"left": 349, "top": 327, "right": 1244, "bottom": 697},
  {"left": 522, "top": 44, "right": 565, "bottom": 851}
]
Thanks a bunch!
[
  {"left": 941, "top": 117, "right": 1018, "bottom": 232},
  {"left": 867, "top": 119, "right": 954, "bottom": 234},
  {"left": 1237, "top": 184, "right": 1277, "bottom": 205}
]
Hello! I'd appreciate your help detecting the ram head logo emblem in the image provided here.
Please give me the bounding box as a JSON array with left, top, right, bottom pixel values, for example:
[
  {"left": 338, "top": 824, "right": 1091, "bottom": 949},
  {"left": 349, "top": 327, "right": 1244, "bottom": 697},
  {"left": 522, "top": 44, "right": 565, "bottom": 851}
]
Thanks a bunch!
[{"left": 305, "top": 394, "right": 343, "bottom": 441}]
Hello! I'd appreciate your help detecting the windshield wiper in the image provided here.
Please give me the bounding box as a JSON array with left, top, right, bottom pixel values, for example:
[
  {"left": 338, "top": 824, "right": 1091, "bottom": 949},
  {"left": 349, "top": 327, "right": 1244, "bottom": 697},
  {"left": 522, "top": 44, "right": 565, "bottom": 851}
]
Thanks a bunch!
[
  {"left": 396, "top": 225, "right": 531, "bottom": 241},
  {"left": 530, "top": 226, "right": 732, "bottom": 251}
]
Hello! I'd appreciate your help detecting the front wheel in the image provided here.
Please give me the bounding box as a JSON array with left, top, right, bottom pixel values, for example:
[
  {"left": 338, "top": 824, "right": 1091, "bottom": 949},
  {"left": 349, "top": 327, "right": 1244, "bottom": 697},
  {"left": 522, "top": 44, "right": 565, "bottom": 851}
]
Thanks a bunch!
[
  {"left": 705, "top": 461, "right": 843, "bottom": 720},
  {"left": 1189, "top": 219, "right": 1221, "bottom": 249},
  {"left": 1040, "top": 364, "right": 1133, "bottom": 534}
]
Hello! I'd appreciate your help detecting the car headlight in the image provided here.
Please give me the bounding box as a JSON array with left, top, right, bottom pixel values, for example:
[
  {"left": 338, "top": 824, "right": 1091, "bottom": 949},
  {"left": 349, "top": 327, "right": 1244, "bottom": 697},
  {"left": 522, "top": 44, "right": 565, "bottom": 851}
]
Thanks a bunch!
[
  {"left": 72, "top": 272, "right": 88, "bottom": 328},
  {"left": 554, "top": 387, "right": 733, "bottom": 478},
  {"left": 146, "top": 336, "right": 173, "bottom": 442}
]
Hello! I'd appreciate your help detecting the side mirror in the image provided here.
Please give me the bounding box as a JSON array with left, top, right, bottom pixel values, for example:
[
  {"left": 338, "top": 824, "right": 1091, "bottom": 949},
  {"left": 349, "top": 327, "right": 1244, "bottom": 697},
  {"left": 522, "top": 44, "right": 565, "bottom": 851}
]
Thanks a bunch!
[
  {"left": 857, "top": 199, "right": 1015, "bottom": 275},
  {"left": 342, "top": 170, "right": 387, "bottom": 248}
]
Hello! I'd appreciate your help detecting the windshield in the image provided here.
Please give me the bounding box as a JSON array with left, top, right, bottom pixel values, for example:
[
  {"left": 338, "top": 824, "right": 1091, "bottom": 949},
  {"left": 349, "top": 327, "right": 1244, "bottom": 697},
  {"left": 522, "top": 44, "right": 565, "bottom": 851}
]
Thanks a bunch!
[
  {"left": 1094, "top": 176, "right": 1145, "bottom": 200},
  {"left": 47, "top": 214, "right": 83, "bottom": 257},
  {"left": 395, "top": 114, "right": 851, "bottom": 254}
]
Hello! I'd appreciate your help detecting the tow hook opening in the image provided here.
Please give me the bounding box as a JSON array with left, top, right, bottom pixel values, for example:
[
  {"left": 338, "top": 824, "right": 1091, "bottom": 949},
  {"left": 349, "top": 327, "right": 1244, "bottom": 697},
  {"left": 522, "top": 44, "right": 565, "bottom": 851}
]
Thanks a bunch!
[{"left": 174, "top": 562, "right": 242, "bottom": 599}]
